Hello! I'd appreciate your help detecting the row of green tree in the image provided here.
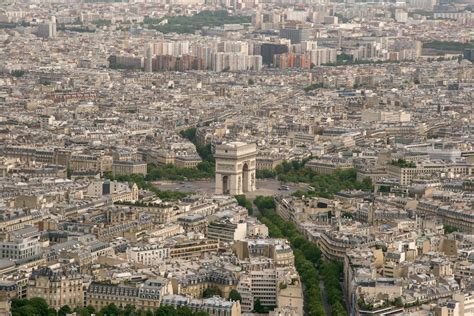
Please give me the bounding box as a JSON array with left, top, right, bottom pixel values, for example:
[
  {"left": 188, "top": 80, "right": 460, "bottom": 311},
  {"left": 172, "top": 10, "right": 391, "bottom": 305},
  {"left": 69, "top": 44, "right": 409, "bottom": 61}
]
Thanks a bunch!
[
  {"left": 256, "top": 157, "right": 311, "bottom": 180},
  {"left": 202, "top": 286, "right": 242, "bottom": 303},
  {"left": 320, "top": 262, "right": 347, "bottom": 315},
  {"left": 444, "top": 225, "right": 460, "bottom": 234},
  {"left": 109, "top": 63, "right": 137, "bottom": 70},
  {"left": 180, "top": 127, "right": 216, "bottom": 176},
  {"left": 92, "top": 19, "right": 112, "bottom": 27},
  {"left": 256, "top": 169, "right": 277, "bottom": 179},
  {"left": 145, "top": 11, "right": 251, "bottom": 34},
  {"left": 290, "top": 169, "right": 373, "bottom": 199},
  {"left": 12, "top": 299, "right": 96, "bottom": 316},
  {"left": 11, "top": 70, "right": 26, "bottom": 77},
  {"left": 12, "top": 299, "right": 210, "bottom": 316},
  {"left": 318, "top": 53, "right": 400, "bottom": 66},
  {"left": 253, "top": 197, "right": 327, "bottom": 316},
  {"left": 234, "top": 195, "right": 254, "bottom": 215},
  {"left": 254, "top": 196, "right": 348, "bottom": 316},
  {"left": 146, "top": 163, "right": 212, "bottom": 181},
  {"left": 57, "top": 24, "right": 96, "bottom": 33},
  {"left": 390, "top": 158, "right": 416, "bottom": 168},
  {"left": 266, "top": 159, "right": 373, "bottom": 198},
  {"left": 0, "top": 22, "right": 30, "bottom": 29},
  {"left": 423, "top": 40, "right": 474, "bottom": 52},
  {"left": 303, "top": 82, "right": 324, "bottom": 92},
  {"left": 408, "top": 10, "right": 433, "bottom": 18}
]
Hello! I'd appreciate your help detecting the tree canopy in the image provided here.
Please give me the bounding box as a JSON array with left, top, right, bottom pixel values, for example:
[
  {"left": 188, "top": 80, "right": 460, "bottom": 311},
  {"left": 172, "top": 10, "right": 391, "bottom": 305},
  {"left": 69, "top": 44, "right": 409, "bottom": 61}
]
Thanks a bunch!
[
  {"left": 234, "top": 195, "right": 253, "bottom": 215},
  {"left": 145, "top": 11, "right": 251, "bottom": 34},
  {"left": 12, "top": 300, "right": 210, "bottom": 316},
  {"left": 229, "top": 289, "right": 242, "bottom": 303},
  {"left": 202, "top": 286, "right": 223, "bottom": 298}
]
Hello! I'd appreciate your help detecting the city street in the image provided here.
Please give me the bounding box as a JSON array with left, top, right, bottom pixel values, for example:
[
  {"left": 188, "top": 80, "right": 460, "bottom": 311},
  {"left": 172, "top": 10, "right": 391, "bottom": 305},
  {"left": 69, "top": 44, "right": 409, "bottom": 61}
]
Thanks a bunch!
[{"left": 152, "top": 178, "right": 307, "bottom": 198}]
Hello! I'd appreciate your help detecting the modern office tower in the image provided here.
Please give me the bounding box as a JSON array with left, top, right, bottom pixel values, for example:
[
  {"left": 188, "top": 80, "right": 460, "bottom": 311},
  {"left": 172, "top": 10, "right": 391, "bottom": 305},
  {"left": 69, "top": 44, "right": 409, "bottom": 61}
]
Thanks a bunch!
[
  {"left": 285, "top": 8, "right": 309, "bottom": 22},
  {"left": 260, "top": 43, "right": 289, "bottom": 65},
  {"left": 279, "top": 22, "right": 311, "bottom": 44},
  {"left": 237, "top": 269, "right": 278, "bottom": 312},
  {"left": 152, "top": 41, "right": 190, "bottom": 57},
  {"left": 37, "top": 23, "right": 50, "bottom": 38},
  {"left": 145, "top": 43, "right": 153, "bottom": 73},
  {"left": 192, "top": 43, "right": 215, "bottom": 69},
  {"left": 218, "top": 41, "right": 249, "bottom": 55},
  {"left": 210, "top": 52, "right": 262, "bottom": 72},
  {"left": 252, "top": 11, "right": 262, "bottom": 29},
  {"left": 407, "top": 0, "right": 437, "bottom": 10},
  {"left": 273, "top": 53, "right": 311, "bottom": 69},
  {"left": 301, "top": 41, "right": 318, "bottom": 52},
  {"left": 36, "top": 22, "right": 55, "bottom": 38},
  {"left": 207, "top": 220, "right": 247, "bottom": 243},
  {"left": 108, "top": 55, "right": 144, "bottom": 69},
  {"left": 37, "top": 17, "right": 56, "bottom": 39},
  {"left": 0, "top": 226, "right": 42, "bottom": 264},
  {"left": 248, "top": 55, "right": 263, "bottom": 71},
  {"left": 308, "top": 47, "right": 337, "bottom": 66},
  {"left": 50, "top": 16, "right": 56, "bottom": 37},
  {"left": 464, "top": 49, "right": 474, "bottom": 62},
  {"left": 395, "top": 9, "right": 408, "bottom": 23},
  {"left": 211, "top": 52, "right": 224, "bottom": 72}
]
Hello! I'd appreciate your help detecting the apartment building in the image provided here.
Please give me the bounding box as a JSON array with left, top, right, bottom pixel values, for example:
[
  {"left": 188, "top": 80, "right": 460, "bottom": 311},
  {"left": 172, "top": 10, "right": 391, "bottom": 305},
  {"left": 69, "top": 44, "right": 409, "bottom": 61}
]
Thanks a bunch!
[
  {"left": 0, "top": 226, "right": 42, "bottom": 264},
  {"left": 207, "top": 220, "right": 247, "bottom": 244},
  {"left": 127, "top": 244, "right": 170, "bottom": 266},
  {"left": 234, "top": 239, "right": 295, "bottom": 268},
  {"left": 279, "top": 23, "right": 311, "bottom": 44},
  {"left": 177, "top": 270, "right": 238, "bottom": 299},
  {"left": 0, "top": 209, "right": 46, "bottom": 233},
  {"left": 87, "top": 279, "right": 172, "bottom": 311},
  {"left": 306, "top": 157, "right": 353, "bottom": 175},
  {"left": 168, "top": 239, "right": 219, "bottom": 259},
  {"left": 362, "top": 110, "right": 411, "bottom": 123},
  {"left": 85, "top": 180, "right": 139, "bottom": 202},
  {"left": 416, "top": 200, "right": 473, "bottom": 233},
  {"left": 256, "top": 156, "right": 283, "bottom": 171},
  {"left": 2, "top": 146, "right": 73, "bottom": 166},
  {"left": 162, "top": 294, "right": 241, "bottom": 316},
  {"left": 112, "top": 161, "right": 147, "bottom": 176},
  {"left": 175, "top": 155, "right": 202, "bottom": 168},
  {"left": 148, "top": 225, "right": 184, "bottom": 242},
  {"left": 27, "top": 267, "right": 84, "bottom": 309},
  {"left": 317, "top": 227, "right": 377, "bottom": 260},
  {"left": 178, "top": 215, "right": 208, "bottom": 234},
  {"left": 238, "top": 269, "right": 278, "bottom": 310},
  {"left": 70, "top": 154, "right": 113, "bottom": 173},
  {"left": 387, "top": 161, "right": 473, "bottom": 186}
]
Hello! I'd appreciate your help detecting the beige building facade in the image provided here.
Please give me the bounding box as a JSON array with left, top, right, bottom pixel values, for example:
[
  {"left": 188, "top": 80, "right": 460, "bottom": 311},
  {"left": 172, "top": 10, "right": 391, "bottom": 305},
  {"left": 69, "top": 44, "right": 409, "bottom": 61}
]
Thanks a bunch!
[{"left": 27, "top": 267, "right": 84, "bottom": 309}]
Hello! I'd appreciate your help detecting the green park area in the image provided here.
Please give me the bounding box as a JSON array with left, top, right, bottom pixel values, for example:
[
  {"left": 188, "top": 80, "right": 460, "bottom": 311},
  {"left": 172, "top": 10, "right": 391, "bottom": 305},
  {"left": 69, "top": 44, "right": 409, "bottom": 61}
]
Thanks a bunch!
[
  {"left": 145, "top": 11, "right": 251, "bottom": 34},
  {"left": 258, "top": 159, "right": 373, "bottom": 198},
  {"left": 423, "top": 41, "right": 474, "bottom": 52}
]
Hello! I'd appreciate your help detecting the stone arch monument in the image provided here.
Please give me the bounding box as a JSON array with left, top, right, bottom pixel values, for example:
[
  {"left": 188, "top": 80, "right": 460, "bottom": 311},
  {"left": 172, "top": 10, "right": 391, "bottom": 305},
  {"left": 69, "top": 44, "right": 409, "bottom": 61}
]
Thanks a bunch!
[{"left": 215, "top": 142, "right": 257, "bottom": 195}]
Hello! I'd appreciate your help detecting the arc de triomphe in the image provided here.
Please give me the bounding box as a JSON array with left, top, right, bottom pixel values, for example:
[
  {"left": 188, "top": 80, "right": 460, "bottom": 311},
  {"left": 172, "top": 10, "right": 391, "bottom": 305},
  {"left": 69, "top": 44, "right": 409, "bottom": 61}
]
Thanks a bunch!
[{"left": 214, "top": 142, "right": 257, "bottom": 195}]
